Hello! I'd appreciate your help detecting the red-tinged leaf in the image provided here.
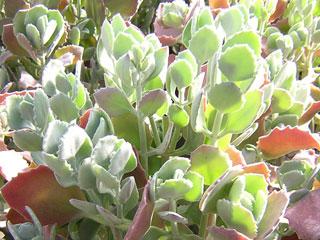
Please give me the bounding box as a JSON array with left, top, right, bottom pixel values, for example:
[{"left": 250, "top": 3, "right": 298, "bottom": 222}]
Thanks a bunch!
[
  {"left": 0, "top": 151, "right": 28, "bottom": 181},
  {"left": 2, "top": 24, "right": 29, "bottom": 58},
  {"left": 209, "top": 0, "right": 229, "bottom": 9},
  {"left": 78, "top": 109, "right": 93, "bottom": 129},
  {"left": 6, "top": 208, "right": 27, "bottom": 224},
  {"left": 242, "top": 162, "right": 270, "bottom": 182},
  {"left": 258, "top": 126, "right": 320, "bottom": 160},
  {"left": 54, "top": 45, "right": 84, "bottom": 66},
  {"left": 0, "top": 90, "right": 36, "bottom": 105},
  {"left": 285, "top": 189, "right": 320, "bottom": 240},
  {"left": 269, "top": 0, "right": 288, "bottom": 23},
  {"left": 16, "top": 33, "right": 38, "bottom": 62},
  {"left": 208, "top": 226, "right": 251, "bottom": 240},
  {"left": 18, "top": 71, "right": 40, "bottom": 89},
  {"left": 4, "top": 0, "right": 30, "bottom": 18},
  {"left": 2, "top": 165, "right": 86, "bottom": 226},
  {"left": 124, "top": 180, "right": 154, "bottom": 240},
  {"left": 313, "top": 178, "right": 320, "bottom": 190},
  {"left": 299, "top": 101, "right": 320, "bottom": 125},
  {"left": 225, "top": 146, "right": 246, "bottom": 166}
]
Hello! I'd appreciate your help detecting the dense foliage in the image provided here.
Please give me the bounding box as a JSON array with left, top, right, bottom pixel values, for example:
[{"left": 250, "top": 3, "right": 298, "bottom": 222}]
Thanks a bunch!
[{"left": 1, "top": 0, "right": 320, "bottom": 239}]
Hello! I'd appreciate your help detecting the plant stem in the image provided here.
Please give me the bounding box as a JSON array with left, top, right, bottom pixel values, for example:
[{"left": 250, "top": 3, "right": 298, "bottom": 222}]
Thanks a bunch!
[
  {"left": 110, "top": 226, "right": 122, "bottom": 240},
  {"left": 210, "top": 110, "right": 224, "bottom": 147},
  {"left": 117, "top": 204, "right": 124, "bottom": 219},
  {"left": 168, "top": 126, "right": 181, "bottom": 153},
  {"left": 149, "top": 116, "right": 161, "bottom": 147},
  {"left": 136, "top": 85, "right": 149, "bottom": 176},
  {"left": 198, "top": 214, "right": 208, "bottom": 238},
  {"left": 169, "top": 198, "right": 179, "bottom": 237}
]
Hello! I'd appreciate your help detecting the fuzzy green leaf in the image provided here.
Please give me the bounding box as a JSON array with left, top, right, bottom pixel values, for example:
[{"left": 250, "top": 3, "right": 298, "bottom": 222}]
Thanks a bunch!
[
  {"left": 190, "top": 145, "right": 232, "bottom": 185},
  {"left": 208, "top": 82, "right": 244, "bottom": 114},
  {"left": 219, "top": 45, "right": 256, "bottom": 82},
  {"left": 158, "top": 178, "right": 193, "bottom": 200},
  {"left": 168, "top": 104, "right": 189, "bottom": 128},
  {"left": 50, "top": 93, "right": 79, "bottom": 122},
  {"left": 184, "top": 171, "right": 204, "bottom": 202},
  {"left": 13, "top": 131, "right": 43, "bottom": 151}
]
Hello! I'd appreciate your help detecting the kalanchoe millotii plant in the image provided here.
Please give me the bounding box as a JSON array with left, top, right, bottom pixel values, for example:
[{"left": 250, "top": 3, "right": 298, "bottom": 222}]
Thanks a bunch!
[{"left": 2, "top": 0, "right": 320, "bottom": 239}]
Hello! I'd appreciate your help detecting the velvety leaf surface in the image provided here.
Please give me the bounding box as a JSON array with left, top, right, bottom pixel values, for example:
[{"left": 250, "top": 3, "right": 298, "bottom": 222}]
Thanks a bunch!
[
  {"left": 94, "top": 87, "right": 134, "bottom": 117},
  {"left": 190, "top": 145, "right": 232, "bottom": 185},
  {"left": 257, "top": 126, "right": 320, "bottom": 160},
  {"left": 139, "top": 89, "right": 167, "bottom": 117},
  {"left": 285, "top": 189, "right": 320, "bottom": 240},
  {"left": 208, "top": 225, "right": 251, "bottom": 240},
  {"left": 4, "top": 0, "right": 30, "bottom": 18},
  {"left": 225, "top": 146, "right": 246, "bottom": 166},
  {"left": 124, "top": 180, "right": 154, "bottom": 240},
  {"left": 54, "top": 45, "right": 84, "bottom": 66},
  {"left": 257, "top": 190, "right": 289, "bottom": 238},
  {"left": 299, "top": 101, "right": 320, "bottom": 125},
  {"left": 1, "top": 165, "right": 86, "bottom": 226}
]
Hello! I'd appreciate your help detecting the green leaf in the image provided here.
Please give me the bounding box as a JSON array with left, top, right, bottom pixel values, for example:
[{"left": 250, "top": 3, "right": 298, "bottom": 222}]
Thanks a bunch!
[
  {"left": 43, "top": 120, "right": 69, "bottom": 154},
  {"left": 169, "top": 60, "right": 194, "bottom": 89},
  {"left": 219, "top": 44, "right": 256, "bottom": 82},
  {"left": 222, "top": 31, "right": 261, "bottom": 57},
  {"left": 252, "top": 190, "right": 267, "bottom": 223},
  {"left": 94, "top": 87, "right": 134, "bottom": 117},
  {"left": 244, "top": 174, "right": 268, "bottom": 196},
  {"left": 50, "top": 93, "right": 79, "bottom": 122},
  {"left": 43, "top": 19, "right": 57, "bottom": 45},
  {"left": 158, "top": 178, "right": 193, "bottom": 199},
  {"left": 208, "top": 82, "right": 244, "bottom": 114},
  {"left": 256, "top": 191, "right": 289, "bottom": 239},
  {"left": 20, "top": 100, "right": 34, "bottom": 122},
  {"left": 58, "top": 125, "right": 92, "bottom": 161},
  {"left": 109, "top": 141, "right": 136, "bottom": 176},
  {"left": 271, "top": 88, "right": 293, "bottom": 113},
  {"left": 168, "top": 104, "right": 189, "bottom": 128},
  {"left": 190, "top": 145, "right": 232, "bottom": 185},
  {"left": 281, "top": 170, "right": 305, "bottom": 191},
  {"left": 92, "top": 164, "right": 120, "bottom": 192},
  {"left": 157, "top": 157, "right": 191, "bottom": 180},
  {"left": 147, "top": 47, "right": 169, "bottom": 82},
  {"left": 26, "top": 24, "right": 41, "bottom": 49},
  {"left": 157, "top": 211, "right": 188, "bottom": 224},
  {"left": 113, "top": 32, "right": 137, "bottom": 60},
  {"left": 91, "top": 135, "right": 120, "bottom": 167},
  {"left": 42, "top": 152, "right": 77, "bottom": 187},
  {"left": 119, "top": 176, "right": 136, "bottom": 204},
  {"left": 228, "top": 176, "right": 245, "bottom": 204},
  {"left": 115, "top": 54, "right": 132, "bottom": 87},
  {"left": 139, "top": 89, "right": 167, "bottom": 117},
  {"left": 273, "top": 61, "right": 296, "bottom": 91},
  {"left": 13, "top": 131, "right": 43, "bottom": 151},
  {"left": 78, "top": 158, "right": 96, "bottom": 190},
  {"left": 221, "top": 90, "right": 263, "bottom": 135},
  {"left": 217, "top": 199, "right": 257, "bottom": 239},
  {"left": 7, "top": 96, "right": 33, "bottom": 130},
  {"left": 216, "top": 7, "right": 244, "bottom": 38},
  {"left": 200, "top": 166, "right": 243, "bottom": 213},
  {"left": 33, "top": 89, "right": 50, "bottom": 131},
  {"left": 123, "top": 176, "right": 139, "bottom": 215},
  {"left": 96, "top": 205, "right": 123, "bottom": 225},
  {"left": 189, "top": 26, "right": 220, "bottom": 64},
  {"left": 184, "top": 171, "right": 204, "bottom": 202}
]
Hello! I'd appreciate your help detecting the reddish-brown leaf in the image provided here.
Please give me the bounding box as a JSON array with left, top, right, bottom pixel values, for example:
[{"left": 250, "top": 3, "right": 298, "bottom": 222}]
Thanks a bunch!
[
  {"left": 4, "top": 0, "right": 30, "bottom": 18},
  {"left": 257, "top": 126, "right": 320, "bottom": 160},
  {"left": 208, "top": 226, "right": 250, "bottom": 240},
  {"left": 124, "top": 180, "right": 154, "bottom": 240},
  {"left": 242, "top": 162, "right": 270, "bottom": 182},
  {"left": 225, "top": 146, "right": 246, "bottom": 166},
  {"left": 299, "top": 101, "right": 320, "bottom": 125},
  {"left": 78, "top": 108, "right": 92, "bottom": 129},
  {"left": 285, "top": 189, "right": 320, "bottom": 240},
  {"left": 2, "top": 24, "right": 29, "bottom": 58},
  {"left": 269, "top": 0, "right": 288, "bottom": 22},
  {"left": 0, "top": 90, "right": 36, "bottom": 105},
  {"left": 311, "top": 84, "right": 320, "bottom": 101},
  {"left": 2, "top": 165, "right": 86, "bottom": 226}
]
